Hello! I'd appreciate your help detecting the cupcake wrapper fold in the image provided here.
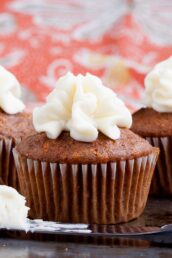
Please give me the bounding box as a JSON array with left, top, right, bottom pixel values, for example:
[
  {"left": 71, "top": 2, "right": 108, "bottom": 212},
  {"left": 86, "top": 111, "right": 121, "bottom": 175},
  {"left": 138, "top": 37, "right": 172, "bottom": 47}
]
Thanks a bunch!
[
  {"left": 13, "top": 149, "right": 158, "bottom": 224},
  {"left": 0, "top": 137, "right": 20, "bottom": 189},
  {"left": 146, "top": 136, "right": 172, "bottom": 196}
]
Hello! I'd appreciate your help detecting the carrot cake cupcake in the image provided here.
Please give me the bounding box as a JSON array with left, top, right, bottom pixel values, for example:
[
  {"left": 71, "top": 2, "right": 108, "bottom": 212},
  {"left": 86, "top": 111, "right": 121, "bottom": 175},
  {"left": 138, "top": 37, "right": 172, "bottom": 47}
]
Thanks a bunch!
[
  {"left": 14, "top": 72, "right": 159, "bottom": 224},
  {"left": 132, "top": 56, "right": 172, "bottom": 196},
  {"left": 0, "top": 66, "right": 34, "bottom": 189}
]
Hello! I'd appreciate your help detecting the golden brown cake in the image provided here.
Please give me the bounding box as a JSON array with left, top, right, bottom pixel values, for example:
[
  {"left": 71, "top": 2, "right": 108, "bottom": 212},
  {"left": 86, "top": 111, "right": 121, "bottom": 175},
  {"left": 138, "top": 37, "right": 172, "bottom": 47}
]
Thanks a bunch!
[
  {"left": 0, "top": 65, "right": 35, "bottom": 190},
  {"left": 132, "top": 107, "right": 172, "bottom": 196},
  {"left": 0, "top": 110, "right": 35, "bottom": 189},
  {"left": 14, "top": 129, "right": 159, "bottom": 224},
  {"left": 13, "top": 72, "right": 159, "bottom": 224}
]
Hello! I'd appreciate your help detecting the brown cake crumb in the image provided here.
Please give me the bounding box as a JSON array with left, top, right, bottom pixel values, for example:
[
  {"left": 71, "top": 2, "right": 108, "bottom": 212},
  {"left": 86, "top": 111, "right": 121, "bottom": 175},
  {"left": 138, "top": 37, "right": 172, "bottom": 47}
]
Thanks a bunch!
[
  {"left": 132, "top": 108, "right": 172, "bottom": 137},
  {"left": 0, "top": 110, "right": 35, "bottom": 140},
  {"left": 16, "top": 128, "right": 159, "bottom": 163}
]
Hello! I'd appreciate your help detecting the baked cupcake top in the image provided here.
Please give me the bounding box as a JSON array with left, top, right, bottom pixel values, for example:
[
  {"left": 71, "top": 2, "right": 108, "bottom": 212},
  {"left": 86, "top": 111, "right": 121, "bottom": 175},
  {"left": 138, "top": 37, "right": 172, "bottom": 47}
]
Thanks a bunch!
[
  {"left": 132, "top": 56, "right": 172, "bottom": 136},
  {"left": 16, "top": 129, "right": 158, "bottom": 163},
  {"left": 16, "top": 73, "right": 158, "bottom": 163},
  {"left": 0, "top": 111, "right": 34, "bottom": 140},
  {"left": 132, "top": 108, "right": 172, "bottom": 137}
]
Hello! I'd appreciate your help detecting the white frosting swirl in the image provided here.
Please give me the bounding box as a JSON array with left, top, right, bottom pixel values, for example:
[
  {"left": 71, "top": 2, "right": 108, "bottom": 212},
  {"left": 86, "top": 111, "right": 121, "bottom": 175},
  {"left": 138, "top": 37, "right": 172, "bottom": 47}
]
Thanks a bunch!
[
  {"left": 145, "top": 56, "right": 172, "bottom": 112},
  {"left": 33, "top": 73, "right": 132, "bottom": 142},
  {"left": 0, "top": 185, "right": 29, "bottom": 229},
  {"left": 0, "top": 66, "right": 25, "bottom": 114}
]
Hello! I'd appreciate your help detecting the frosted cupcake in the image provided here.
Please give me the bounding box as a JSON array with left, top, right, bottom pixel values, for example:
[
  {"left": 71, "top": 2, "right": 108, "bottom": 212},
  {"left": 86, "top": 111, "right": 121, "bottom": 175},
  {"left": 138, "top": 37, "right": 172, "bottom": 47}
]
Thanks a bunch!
[
  {"left": 0, "top": 66, "right": 34, "bottom": 189},
  {"left": 132, "top": 57, "right": 172, "bottom": 196},
  {"left": 14, "top": 73, "right": 159, "bottom": 224}
]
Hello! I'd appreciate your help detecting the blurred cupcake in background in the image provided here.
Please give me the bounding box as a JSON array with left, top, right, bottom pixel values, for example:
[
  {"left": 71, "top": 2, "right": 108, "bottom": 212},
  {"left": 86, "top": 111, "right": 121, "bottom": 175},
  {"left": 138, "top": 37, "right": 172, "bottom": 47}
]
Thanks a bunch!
[
  {"left": 132, "top": 56, "right": 172, "bottom": 196},
  {"left": 14, "top": 72, "right": 159, "bottom": 224},
  {"left": 0, "top": 66, "right": 34, "bottom": 190}
]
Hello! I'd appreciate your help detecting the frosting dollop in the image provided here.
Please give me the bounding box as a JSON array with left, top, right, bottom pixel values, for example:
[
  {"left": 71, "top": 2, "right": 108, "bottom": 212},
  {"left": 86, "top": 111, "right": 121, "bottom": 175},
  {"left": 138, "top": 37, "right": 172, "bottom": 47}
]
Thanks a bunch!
[
  {"left": 144, "top": 56, "right": 172, "bottom": 112},
  {"left": 0, "top": 185, "right": 29, "bottom": 229},
  {"left": 0, "top": 66, "right": 25, "bottom": 114},
  {"left": 33, "top": 73, "right": 132, "bottom": 142}
]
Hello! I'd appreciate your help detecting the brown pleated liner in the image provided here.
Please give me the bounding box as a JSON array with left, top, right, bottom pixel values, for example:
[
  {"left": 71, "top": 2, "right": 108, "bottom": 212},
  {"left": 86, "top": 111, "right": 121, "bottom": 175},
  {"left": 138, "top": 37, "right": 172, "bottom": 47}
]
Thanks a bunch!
[
  {"left": 146, "top": 136, "right": 172, "bottom": 196},
  {"left": 13, "top": 149, "right": 158, "bottom": 224},
  {"left": 0, "top": 137, "right": 20, "bottom": 190}
]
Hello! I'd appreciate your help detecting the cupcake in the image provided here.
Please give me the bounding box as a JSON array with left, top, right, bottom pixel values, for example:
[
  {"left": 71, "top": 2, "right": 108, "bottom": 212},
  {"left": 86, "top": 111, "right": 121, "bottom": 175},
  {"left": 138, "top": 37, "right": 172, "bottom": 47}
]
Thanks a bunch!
[
  {"left": 132, "top": 57, "right": 172, "bottom": 196},
  {"left": 13, "top": 73, "right": 159, "bottom": 224},
  {"left": 0, "top": 66, "right": 34, "bottom": 189}
]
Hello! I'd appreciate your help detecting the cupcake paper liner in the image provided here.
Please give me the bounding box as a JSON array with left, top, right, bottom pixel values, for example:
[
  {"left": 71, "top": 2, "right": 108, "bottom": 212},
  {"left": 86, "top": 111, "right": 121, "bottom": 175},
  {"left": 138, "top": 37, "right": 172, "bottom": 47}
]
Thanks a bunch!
[
  {"left": 146, "top": 136, "right": 172, "bottom": 196},
  {"left": 0, "top": 137, "right": 20, "bottom": 190},
  {"left": 13, "top": 149, "right": 158, "bottom": 224}
]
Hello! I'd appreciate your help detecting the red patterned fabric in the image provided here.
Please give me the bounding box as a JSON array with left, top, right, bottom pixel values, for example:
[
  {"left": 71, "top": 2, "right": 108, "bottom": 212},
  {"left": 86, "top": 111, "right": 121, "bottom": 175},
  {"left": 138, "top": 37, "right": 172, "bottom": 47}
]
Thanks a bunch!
[{"left": 0, "top": 0, "right": 172, "bottom": 111}]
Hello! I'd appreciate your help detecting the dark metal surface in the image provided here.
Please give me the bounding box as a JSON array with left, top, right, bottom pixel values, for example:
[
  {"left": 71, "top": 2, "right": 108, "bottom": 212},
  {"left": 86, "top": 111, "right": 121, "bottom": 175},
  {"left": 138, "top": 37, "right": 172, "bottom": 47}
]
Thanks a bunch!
[
  {"left": 0, "top": 197, "right": 171, "bottom": 257},
  {"left": 0, "top": 239, "right": 172, "bottom": 258},
  {"left": 1, "top": 222, "right": 172, "bottom": 244}
]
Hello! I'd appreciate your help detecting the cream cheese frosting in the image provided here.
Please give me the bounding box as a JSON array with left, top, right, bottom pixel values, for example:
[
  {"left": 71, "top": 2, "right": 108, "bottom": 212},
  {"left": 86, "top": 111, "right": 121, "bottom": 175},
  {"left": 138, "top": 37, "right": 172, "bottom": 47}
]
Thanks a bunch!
[
  {"left": 0, "top": 185, "right": 29, "bottom": 229},
  {"left": 144, "top": 56, "right": 172, "bottom": 112},
  {"left": 33, "top": 73, "right": 132, "bottom": 142},
  {"left": 0, "top": 66, "right": 25, "bottom": 114}
]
